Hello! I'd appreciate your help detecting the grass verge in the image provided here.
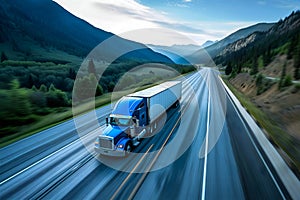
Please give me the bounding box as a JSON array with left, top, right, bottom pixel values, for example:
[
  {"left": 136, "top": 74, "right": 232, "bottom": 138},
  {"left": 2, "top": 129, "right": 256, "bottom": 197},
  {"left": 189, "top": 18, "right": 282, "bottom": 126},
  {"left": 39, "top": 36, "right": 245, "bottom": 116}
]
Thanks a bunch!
[{"left": 222, "top": 78, "right": 300, "bottom": 173}]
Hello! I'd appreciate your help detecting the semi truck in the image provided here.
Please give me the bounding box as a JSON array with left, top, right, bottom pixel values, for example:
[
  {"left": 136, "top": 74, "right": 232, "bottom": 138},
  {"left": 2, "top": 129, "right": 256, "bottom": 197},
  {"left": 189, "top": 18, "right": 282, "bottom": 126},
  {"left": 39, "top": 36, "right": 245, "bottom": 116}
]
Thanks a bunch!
[{"left": 95, "top": 81, "right": 182, "bottom": 156}]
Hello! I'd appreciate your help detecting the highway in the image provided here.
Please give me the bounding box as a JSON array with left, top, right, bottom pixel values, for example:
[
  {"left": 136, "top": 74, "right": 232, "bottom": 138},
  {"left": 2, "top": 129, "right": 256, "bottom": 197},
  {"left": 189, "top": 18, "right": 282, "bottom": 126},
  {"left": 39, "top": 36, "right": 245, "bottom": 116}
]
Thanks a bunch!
[{"left": 0, "top": 68, "right": 299, "bottom": 199}]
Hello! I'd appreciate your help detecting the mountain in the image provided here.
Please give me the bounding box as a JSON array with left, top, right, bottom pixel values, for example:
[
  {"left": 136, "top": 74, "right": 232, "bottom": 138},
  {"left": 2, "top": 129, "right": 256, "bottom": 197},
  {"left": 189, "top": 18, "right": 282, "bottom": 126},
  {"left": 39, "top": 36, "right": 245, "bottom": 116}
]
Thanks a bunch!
[
  {"left": 147, "top": 44, "right": 201, "bottom": 64},
  {"left": 145, "top": 46, "right": 190, "bottom": 64},
  {"left": 148, "top": 44, "right": 201, "bottom": 56},
  {"left": 188, "top": 22, "right": 275, "bottom": 63},
  {"left": 0, "top": 0, "right": 172, "bottom": 64},
  {"left": 220, "top": 13, "right": 300, "bottom": 57},
  {"left": 215, "top": 10, "right": 300, "bottom": 70},
  {"left": 201, "top": 40, "right": 215, "bottom": 48}
]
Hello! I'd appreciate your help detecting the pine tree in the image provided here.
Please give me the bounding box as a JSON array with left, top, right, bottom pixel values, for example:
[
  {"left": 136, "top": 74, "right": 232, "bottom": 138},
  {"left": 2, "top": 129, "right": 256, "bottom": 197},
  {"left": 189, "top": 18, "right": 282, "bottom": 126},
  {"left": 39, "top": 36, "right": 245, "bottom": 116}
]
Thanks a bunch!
[
  {"left": 294, "top": 35, "right": 300, "bottom": 80},
  {"left": 39, "top": 84, "right": 47, "bottom": 92},
  {"left": 1, "top": 52, "right": 8, "bottom": 62},
  {"left": 88, "top": 59, "right": 97, "bottom": 79},
  {"left": 279, "top": 62, "right": 287, "bottom": 88},
  {"left": 225, "top": 62, "right": 232, "bottom": 75},
  {"left": 264, "top": 46, "right": 271, "bottom": 66},
  {"left": 250, "top": 54, "right": 258, "bottom": 75},
  {"left": 68, "top": 68, "right": 76, "bottom": 80},
  {"left": 288, "top": 35, "right": 297, "bottom": 59}
]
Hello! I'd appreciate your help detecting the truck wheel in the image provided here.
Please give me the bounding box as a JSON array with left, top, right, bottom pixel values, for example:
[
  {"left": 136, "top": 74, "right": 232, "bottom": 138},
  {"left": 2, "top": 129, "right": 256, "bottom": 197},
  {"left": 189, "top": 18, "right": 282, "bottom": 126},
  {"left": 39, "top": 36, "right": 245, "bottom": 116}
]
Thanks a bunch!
[{"left": 125, "top": 143, "right": 132, "bottom": 155}]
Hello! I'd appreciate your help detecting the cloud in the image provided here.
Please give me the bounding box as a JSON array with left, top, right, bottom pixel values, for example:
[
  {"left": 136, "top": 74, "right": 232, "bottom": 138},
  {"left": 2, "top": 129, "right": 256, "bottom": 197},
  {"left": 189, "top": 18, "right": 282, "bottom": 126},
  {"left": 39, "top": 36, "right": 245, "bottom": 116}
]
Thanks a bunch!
[
  {"left": 174, "top": 3, "right": 189, "bottom": 8},
  {"left": 274, "top": 0, "right": 300, "bottom": 9},
  {"left": 183, "top": 0, "right": 192, "bottom": 2},
  {"left": 257, "top": 1, "right": 267, "bottom": 5},
  {"left": 53, "top": 0, "right": 245, "bottom": 45}
]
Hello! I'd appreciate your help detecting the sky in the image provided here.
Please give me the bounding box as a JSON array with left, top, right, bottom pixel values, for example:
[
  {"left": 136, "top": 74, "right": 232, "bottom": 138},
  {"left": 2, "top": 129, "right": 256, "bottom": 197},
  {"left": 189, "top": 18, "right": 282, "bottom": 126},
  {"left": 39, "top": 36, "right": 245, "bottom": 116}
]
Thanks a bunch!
[{"left": 53, "top": 0, "right": 299, "bottom": 46}]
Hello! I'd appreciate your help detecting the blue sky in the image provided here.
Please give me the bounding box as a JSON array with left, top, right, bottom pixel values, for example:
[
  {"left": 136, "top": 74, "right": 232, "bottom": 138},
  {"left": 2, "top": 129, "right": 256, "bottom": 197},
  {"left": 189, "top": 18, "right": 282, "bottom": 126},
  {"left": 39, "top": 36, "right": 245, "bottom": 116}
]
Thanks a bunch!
[
  {"left": 139, "top": 0, "right": 299, "bottom": 21},
  {"left": 54, "top": 0, "right": 299, "bottom": 45}
]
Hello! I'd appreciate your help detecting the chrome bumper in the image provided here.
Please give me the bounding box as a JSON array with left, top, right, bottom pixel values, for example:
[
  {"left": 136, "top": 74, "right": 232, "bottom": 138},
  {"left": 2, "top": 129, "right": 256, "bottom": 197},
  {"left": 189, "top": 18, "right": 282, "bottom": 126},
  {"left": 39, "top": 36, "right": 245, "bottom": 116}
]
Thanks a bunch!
[{"left": 95, "top": 147, "right": 126, "bottom": 157}]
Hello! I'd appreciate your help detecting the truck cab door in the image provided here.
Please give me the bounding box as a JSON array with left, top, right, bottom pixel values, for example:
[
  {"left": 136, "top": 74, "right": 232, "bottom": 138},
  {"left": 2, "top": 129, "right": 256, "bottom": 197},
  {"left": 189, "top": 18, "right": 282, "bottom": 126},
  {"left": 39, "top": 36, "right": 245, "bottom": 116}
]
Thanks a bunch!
[{"left": 137, "top": 102, "right": 146, "bottom": 126}]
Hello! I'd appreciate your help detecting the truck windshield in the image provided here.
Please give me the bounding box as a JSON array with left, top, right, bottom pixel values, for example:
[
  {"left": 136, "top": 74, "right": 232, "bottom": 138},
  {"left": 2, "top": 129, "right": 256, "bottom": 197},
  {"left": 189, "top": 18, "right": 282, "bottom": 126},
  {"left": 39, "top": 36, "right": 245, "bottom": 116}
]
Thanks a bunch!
[{"left": 110, "top": 117, "right": 131, "bottom": 126}]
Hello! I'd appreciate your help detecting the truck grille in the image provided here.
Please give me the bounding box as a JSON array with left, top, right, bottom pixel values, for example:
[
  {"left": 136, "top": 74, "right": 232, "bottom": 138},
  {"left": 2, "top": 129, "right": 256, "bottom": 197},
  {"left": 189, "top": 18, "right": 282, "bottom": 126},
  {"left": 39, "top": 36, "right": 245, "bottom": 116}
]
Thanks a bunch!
[{"left": 99, "top": 137, "right": 114, "bottom": 149}]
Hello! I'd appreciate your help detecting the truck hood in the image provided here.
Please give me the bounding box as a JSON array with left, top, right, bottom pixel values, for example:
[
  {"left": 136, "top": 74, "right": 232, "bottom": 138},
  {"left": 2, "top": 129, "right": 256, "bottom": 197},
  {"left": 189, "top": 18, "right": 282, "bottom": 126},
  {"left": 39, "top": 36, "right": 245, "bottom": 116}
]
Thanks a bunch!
[{"left": 102, "top": 125, "right": 128, "bottom": 138}]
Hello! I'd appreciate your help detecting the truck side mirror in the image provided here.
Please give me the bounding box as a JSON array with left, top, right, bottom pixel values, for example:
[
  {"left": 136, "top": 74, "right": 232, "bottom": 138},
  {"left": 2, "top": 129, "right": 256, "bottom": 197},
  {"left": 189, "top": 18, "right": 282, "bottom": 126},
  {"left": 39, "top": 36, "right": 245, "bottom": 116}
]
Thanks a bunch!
[{"left": 105, "top": 117, "right": 109, "bottom": 126}]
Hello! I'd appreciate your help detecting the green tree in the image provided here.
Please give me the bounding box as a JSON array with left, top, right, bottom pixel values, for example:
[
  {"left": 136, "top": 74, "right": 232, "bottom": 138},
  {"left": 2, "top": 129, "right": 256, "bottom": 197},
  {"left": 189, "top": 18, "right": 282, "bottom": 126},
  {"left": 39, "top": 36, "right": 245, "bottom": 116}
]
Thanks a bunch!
[
  {"left": 288, "top": 35, "right": 297, "bottom": 59},
  {"left": 96, "top": 84, "right": 103, "bottom": 96},
  {"left": 73, "top": 74, "right": 100, "bottom": 101},
  {"left": 10, "top": 79, "right": 20, "bottom": 90},
  {"left": 68, "top": 68, "right": 76, "bottom": 80},
  {"left": 225, "top": 62, "right": 232, "bottom": 75},
  {"left": 0, "top": 90, "right": 10, "bottom": 122},
  {"left": 294, "top": 35, "right": 300, "bottom": 80},
  {"left": 107, "top": 81, "right": 115, "bottom": 92},
  {"left": 279, "top": 62, "right": 287, "bottom": 89},
  {"left": 7, "top": 80, "right": 32, "bottom": 117},
  {"left": 283, "top": 75, "right": 292, "bottom": 87},
  {"left": 31, "top": 85, "right": 38, "bottom": 92},
  {"left": 46, "top": 88, "right": 69, "bottom": 107},
  {"left": 63, "top": 78, "right": 74, "bottom": 92},
  {"left": 250, "top": 54, "right": 258, "bottom": 75},
  {"left": 88, "top": 59, "right": 97, "bottom": 79},
  {"left": 30, "top": 91, "right": 47, "bottom": 108},
  {"left": 1, "top": 52, "right": 8, "bottom": 62},
  {"left": 49, "top": 84, "right": 56, "bottom": 92},
  {"left": 263, "top": 47, "right": 271, "bottom": 67},
  {"left": 39, "top": 84, "right": 47, "bottom": 92}
]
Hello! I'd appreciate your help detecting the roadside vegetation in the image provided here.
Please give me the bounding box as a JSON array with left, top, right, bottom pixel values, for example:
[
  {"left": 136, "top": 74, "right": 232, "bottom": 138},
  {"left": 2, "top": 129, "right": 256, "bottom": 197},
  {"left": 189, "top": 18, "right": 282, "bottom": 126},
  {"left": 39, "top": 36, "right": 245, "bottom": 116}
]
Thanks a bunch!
[
  {"left": 0, "top": 56, "right": 195, "bottom": 147},
  {"left": 222, "top": 78, "right": 300, "bottom": 174},
  {"left": 217, "top": 11, "right": 300, "bottom": 174}
]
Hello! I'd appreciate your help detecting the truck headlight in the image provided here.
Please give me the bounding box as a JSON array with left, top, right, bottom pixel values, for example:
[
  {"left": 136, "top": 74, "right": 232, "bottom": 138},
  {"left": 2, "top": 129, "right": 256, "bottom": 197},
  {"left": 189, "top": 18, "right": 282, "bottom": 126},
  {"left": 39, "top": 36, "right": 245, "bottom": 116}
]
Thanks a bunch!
[{"left": 117, "top": 144, "right": 124, "bottom": 148}]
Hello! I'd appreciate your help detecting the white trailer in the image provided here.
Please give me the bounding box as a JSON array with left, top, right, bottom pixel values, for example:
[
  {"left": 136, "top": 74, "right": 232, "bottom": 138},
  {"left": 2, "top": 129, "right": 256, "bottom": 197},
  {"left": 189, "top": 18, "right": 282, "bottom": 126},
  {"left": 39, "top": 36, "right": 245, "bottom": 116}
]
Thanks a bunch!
[{"left": 128, "top": 81, "right": 182, "bottom": 124}]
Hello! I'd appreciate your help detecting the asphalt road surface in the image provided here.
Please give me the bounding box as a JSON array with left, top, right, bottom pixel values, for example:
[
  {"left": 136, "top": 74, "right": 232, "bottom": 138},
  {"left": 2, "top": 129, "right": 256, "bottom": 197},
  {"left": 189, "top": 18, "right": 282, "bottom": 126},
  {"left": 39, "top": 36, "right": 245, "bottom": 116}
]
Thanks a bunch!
[{"left": 0, "top": 68, "right": 298, "bottom": 199}]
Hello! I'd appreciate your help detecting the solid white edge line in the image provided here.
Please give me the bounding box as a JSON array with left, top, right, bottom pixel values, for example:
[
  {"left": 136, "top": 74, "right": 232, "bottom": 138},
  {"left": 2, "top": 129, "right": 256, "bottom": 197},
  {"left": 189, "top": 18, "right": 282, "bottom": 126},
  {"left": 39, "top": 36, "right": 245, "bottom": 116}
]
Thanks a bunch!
[
  {"left": 219, "top": 76, "right": 300, "bottom": 199},
  {"left": 0, "top": 126, "right": 104, "bottom": 185},
  {"left": 201, "top": 70, "right": 211, "bottom": 200}
]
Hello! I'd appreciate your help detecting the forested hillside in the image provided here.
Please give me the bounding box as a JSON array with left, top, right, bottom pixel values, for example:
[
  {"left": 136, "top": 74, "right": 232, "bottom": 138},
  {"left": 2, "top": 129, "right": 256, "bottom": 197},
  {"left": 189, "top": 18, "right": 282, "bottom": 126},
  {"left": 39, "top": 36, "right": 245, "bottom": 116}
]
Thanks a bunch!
[
  {"left": 218, "top": 11, "right": 300, "bottom": 170},
  {"left": 0, "top": 0, "right": 195, "bottom": 138},
  {"left": 187, "top": 22, "right": 274, "bottom": 63},
  {"left": 216, "top": 11, "right": 300, "bottom": 80}
]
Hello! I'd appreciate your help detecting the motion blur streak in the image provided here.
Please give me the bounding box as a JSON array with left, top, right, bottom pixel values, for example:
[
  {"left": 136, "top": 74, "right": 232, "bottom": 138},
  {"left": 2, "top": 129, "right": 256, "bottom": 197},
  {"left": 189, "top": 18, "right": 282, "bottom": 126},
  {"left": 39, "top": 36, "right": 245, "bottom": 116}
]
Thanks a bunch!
[{"left": 0, "top": 68, "right": 297, "bottom": 199}]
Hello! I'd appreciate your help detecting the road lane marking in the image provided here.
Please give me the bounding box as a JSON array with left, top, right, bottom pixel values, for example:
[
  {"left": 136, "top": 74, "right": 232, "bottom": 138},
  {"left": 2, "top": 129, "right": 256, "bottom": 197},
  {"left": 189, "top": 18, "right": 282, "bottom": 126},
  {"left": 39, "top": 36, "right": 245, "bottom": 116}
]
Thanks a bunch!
[
  {"left": 220, "top": 76, "right": 286, "bottom": 199},
  {"left": 1, "top": 72, "right": 197, "bottom": 187},
  {"left": 127, "top": 73, "right": 203, "bottom": 199},
  {"left": 1, "top": 71, "right": 202, "bottom": 194},
  {"left": 111, "top": 76, "right": 196, "bottom": 199},
  {"left": 110, "top": 144, "right": 154, "bottom": 200},
  {"left": 201, "top": 70, "right": 211, "bottom": 200},
  {"left": 0, "top": 126, "right": 103, "bottom": 185},
  {"left": 230, "top": 101, "right": 286, "bottom": 199}
]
